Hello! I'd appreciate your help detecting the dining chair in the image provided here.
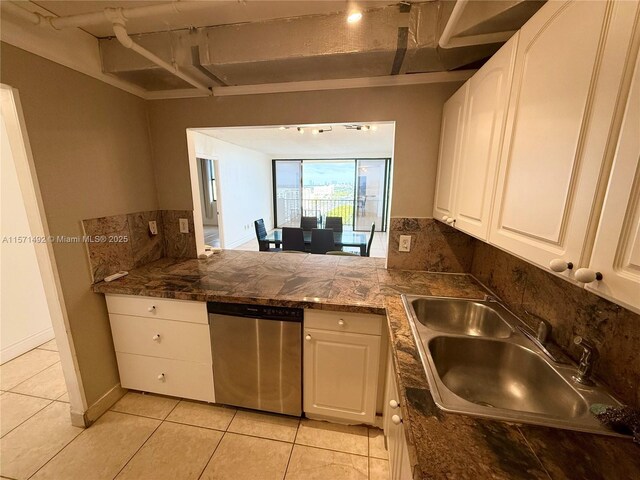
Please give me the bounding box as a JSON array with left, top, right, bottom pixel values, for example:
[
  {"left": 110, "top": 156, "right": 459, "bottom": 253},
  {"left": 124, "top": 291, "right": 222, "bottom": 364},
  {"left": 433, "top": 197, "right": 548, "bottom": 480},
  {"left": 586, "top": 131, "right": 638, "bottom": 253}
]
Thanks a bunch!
[
  {"left": 324, "top": 216, "right": 343, "bottom": 232},
  {"left": 254, "top": 219, "right": 280, "bottom": 252},
  {"left": 365, "top": 223, "right": 376, "bottom": 257},
  {"left": 310, "top": 228, "right": 336, "bottom": 254},
  {"left": 282, "top": 227, "right": 305, "bottom": 252},
  {"left": 300, "top": 216, "right": 318, "bottom": 231}
]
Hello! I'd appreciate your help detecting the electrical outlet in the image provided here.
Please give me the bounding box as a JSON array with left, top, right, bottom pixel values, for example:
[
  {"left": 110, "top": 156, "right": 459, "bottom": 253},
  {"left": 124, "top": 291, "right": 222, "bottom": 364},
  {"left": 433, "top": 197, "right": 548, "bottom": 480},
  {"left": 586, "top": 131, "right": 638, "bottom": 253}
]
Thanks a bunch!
[
  {"left": 399, "top": 235, "right": 411, "bottom": 252},
  {"left": 179, "top": 218, "right": 189, "bottom": 233},
  {"left": 148, "top": 220, "right": 158, "bottom": 235}
]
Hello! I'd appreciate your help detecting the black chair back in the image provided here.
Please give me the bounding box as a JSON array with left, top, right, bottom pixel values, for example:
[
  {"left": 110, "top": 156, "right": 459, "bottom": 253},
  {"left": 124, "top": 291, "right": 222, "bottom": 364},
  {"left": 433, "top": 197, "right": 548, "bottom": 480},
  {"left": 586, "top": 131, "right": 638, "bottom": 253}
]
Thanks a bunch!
[
  {"left": 300, "top": 216, "right": 318, "bottom": 231},
  {"left": 310, "top": 228, "right": 336, "bottom": 254},
  {"left": 254, "top": 219, "right": 269, "bottom": 251},
  {"left": 282, "top": 227, "right": 305, "bottom": 252},
  {"left": 324, "top": 216, "right": 343, "bottom": 232},
  {"left": 365, "top": 223, "right": 376, "bottom": 257}
]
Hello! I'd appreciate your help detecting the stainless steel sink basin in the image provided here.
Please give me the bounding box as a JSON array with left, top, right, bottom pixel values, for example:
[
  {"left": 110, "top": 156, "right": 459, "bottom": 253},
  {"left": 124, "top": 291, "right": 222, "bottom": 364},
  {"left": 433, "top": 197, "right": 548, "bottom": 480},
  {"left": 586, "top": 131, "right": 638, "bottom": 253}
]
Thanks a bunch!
[
  {"left": 429, "top": 336, "right": 586, "bottom": 418},
  {"left": 403, "top": 295, "right": 625, "bottom": 436},
  {"left": 410, "top": 297, "right": 513, "bottom": 338}
]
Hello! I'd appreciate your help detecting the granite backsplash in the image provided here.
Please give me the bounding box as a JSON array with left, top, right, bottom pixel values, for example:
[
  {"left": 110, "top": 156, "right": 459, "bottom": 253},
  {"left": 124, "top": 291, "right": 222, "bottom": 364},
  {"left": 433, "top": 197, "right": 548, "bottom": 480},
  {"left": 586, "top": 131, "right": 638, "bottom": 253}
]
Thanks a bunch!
[
  {"left": 387, "top": 216, "right": 639, "bottom": 407},
  {"left": 82, "top": 210, "right": 197, "bottom": 283}
]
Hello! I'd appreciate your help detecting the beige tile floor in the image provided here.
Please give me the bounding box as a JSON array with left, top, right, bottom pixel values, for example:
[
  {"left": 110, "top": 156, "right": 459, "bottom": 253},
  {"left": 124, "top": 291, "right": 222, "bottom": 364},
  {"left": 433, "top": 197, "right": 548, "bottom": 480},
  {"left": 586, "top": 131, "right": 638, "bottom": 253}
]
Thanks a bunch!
[{"left": 1, "top": 342, "right": 389, "bottom": 480}]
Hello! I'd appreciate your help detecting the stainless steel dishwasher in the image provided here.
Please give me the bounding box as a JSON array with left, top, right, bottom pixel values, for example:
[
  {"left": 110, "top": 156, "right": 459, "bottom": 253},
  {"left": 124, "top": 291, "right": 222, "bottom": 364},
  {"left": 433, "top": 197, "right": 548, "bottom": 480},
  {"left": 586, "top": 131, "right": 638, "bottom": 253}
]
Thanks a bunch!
[{"left": 207, "top": 302, "right": 302, "bottom": 416}]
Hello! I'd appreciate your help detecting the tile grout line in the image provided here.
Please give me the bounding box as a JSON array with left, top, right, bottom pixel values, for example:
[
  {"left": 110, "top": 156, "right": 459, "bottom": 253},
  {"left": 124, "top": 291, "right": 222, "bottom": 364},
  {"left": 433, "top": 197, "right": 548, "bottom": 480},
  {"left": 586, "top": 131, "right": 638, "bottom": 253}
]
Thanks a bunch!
[
  {"left": 0, "top": 398, "right": 54, "bottom": 440},
  {"left": 281, "top": 418, "right": 301, "bottom": 480},
  {"left": 195, "top": 408, "right": 238, "bottom": 480},
  {"left": 1, "top": 357, "right": 61, "bottom": 393},
  {"left": 4, "top": 387, "right": 67, "bottom": 404}
]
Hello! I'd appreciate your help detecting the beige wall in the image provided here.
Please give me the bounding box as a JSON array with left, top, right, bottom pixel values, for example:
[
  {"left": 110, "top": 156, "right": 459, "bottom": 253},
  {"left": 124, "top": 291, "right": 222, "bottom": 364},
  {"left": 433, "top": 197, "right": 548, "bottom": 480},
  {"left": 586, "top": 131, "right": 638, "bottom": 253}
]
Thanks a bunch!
[
  {"left": 147, "top": 82, "right": 461, "bottom": 216},
  {"left": 0, "top": 43, "right": 158, "bottom": 407}
]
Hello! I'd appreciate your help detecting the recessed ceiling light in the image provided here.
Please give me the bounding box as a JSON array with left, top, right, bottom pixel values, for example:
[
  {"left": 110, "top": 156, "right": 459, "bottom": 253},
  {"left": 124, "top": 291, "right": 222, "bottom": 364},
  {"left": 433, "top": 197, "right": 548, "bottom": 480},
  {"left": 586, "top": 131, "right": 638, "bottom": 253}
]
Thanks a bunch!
[
  {"left": 347, "top": 11, "right": 362, "bottom": 23},
  {"left": 279, "top": 126, "right": 286, "bottom": 130},
  {"left": 371, "top": 125, "right": 378, "bottom": 131},
  {"left": 312, "top": 129, "right": 319, "bottom": 135}
]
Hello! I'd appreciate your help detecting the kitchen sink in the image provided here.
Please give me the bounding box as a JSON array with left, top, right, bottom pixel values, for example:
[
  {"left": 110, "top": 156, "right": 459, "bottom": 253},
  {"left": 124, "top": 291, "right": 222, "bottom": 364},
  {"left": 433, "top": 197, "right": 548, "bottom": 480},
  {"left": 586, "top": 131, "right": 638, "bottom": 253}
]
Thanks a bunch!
[
  {"left": 409, "top": 297, "right": 513, "bottom": 338},
  {"left": 403, "top": 295, "right": 625, "bottom": 436}
]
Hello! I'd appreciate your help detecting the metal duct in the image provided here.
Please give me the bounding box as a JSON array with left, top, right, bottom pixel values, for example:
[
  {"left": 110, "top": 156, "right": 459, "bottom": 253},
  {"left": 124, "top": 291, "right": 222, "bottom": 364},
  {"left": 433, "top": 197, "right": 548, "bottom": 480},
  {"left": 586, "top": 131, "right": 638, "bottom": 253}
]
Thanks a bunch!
[{"left": 98, "top": 1, "right": 542, "bottom": 91}]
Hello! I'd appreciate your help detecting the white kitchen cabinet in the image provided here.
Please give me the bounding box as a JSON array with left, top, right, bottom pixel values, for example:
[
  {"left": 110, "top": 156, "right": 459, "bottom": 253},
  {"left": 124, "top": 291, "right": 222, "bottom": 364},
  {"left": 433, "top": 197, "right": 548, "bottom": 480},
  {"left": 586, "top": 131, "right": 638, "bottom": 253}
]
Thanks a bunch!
[
  {"left": 105, "top": 294, "right": 214, "bottom": 402},
  {"left": 583, "top": 50, "right": 640, "bottom": 313},
  {"left": 303, "top": 310, "right": 383, "bottom": 424},
  {"left": 383, "top": 350, "right": 412, "bottom": 480},
  {"left": 489, "top": 0, "right": 639, "bottom": 275},
  {"left": 433, "top": 82, "right": 468, "bottom": 224},
  {"left": 452, "top": 33, "right": 518, "bottom": 239}
]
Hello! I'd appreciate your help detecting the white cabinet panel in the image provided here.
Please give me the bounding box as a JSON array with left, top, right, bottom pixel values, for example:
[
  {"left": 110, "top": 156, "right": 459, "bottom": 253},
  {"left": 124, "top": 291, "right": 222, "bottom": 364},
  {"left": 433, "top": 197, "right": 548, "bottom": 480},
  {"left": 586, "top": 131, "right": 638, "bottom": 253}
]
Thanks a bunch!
[
  {"left": 116, "top": 352, "right": 214, "bottom": 402},
  {"left": 109, "top": 313, "right": 212, "bottom": 363},
  {"left": 490, "top": 0, "right": 637, "bottom": 273},
  {"left": 454, "top": 33, "right": 518, "bottom": 239},
  {"left": 303, "top": 328, "right": 380, "bottom": 424},
  {"left": 305, "top": 309, "right": 383, "bottom": 336},
  {"left": 433, "top": 83, "right": 468, "bottom": 222},
  {"left": 383, "top": 350, "right": 412, "bottom": 480},
  {"left": 106, "top": 294, "right": 207, "bottom": 324},
  {"left": 585, "top": 50, "right": 640, "bottom": 313}
]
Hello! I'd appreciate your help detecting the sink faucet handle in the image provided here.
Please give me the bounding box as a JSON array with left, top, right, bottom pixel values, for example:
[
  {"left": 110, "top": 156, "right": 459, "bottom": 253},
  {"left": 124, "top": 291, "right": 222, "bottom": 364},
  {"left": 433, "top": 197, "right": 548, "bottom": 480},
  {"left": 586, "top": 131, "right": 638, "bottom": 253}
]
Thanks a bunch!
[{"left": 572, "top": 336, "right": 598, "bottom": 385}]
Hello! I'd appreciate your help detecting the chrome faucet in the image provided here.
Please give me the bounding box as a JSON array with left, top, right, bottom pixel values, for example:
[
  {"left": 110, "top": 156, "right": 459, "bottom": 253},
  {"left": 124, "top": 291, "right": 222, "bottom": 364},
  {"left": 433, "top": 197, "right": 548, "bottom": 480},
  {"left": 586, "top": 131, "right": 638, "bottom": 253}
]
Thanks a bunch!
[
  {"left": 536, "top": 319, "right": 551, "bottom": 345},
  {"left": 572, "top": 336, "right": 598, "bottom": 386}
]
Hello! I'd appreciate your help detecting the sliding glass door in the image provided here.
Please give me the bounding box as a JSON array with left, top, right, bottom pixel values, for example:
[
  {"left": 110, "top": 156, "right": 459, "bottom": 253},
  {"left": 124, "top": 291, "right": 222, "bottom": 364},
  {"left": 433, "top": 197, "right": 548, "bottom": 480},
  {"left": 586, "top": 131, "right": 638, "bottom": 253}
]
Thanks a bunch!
[{"left": 273, "top": 159, "right": 390, "bottom": 231}]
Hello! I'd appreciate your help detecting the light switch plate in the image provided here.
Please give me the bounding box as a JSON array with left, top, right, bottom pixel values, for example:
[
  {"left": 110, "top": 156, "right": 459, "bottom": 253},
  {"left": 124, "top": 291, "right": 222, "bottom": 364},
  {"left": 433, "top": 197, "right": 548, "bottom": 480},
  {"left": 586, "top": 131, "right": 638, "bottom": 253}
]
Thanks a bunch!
[
  {"left": 179, "top": 218, "right": 189, "bottom": 233},
  {"left": 399, "top": 235, "right": 411, "bottom": 252},
  {"left": 148, "top": 220, "right": 158, "bottom": 235}
]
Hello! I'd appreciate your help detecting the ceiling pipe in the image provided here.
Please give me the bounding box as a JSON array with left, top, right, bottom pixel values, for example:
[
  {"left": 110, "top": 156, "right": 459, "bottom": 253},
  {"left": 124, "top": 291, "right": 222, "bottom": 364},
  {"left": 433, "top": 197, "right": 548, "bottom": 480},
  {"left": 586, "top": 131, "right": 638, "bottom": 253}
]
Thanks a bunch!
[
  {"left": 439, "top": 0, "right": 516, "bottom": 49},
  {"left": 111, "top": 21, "right": 211, "bottom": 94},
  {"left": 3, "top": 1, "right": 44, "bottom": 25}
]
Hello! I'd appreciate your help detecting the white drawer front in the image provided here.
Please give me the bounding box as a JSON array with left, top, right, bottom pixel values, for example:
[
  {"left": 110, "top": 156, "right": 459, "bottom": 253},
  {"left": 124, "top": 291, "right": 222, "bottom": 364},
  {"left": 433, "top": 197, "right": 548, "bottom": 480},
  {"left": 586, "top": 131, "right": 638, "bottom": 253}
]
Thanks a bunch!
[
  {"left": 110, "top": 314, "right": 212, "bottom": 363},
  {"left": 116, "top": 352, "right": 214, "bottom": 402},
  {"left": 106, "top": 294, "right": 207, "bottom": 324},
  {"left": 305, "top": 310, "right": 383, "bottom": 336}
]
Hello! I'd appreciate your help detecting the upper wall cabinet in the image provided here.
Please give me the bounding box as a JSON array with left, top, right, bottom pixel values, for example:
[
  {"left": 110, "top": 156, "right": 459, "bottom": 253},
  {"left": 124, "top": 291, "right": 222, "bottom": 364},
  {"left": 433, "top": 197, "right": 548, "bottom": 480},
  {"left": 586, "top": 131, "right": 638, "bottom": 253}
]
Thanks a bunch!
[
  {"left": 489, "top": 0, "right": 638, "bottom": 276},
  {"left": 584, "top": 50, "right": 640, "bottom": 313},
  {"left": 433, "top": 83, "right": 468, "bottom": 224},
  {"left": 448, "top": 33, "right": 518, "bottom": 239}
]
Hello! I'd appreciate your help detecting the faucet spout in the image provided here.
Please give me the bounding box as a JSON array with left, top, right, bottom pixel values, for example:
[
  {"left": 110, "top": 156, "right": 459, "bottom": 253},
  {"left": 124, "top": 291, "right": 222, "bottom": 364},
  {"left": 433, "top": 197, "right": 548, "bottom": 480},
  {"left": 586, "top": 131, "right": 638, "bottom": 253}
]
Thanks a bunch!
[{"left": 571, "top": 336, "right": 598, "bottom": 386}]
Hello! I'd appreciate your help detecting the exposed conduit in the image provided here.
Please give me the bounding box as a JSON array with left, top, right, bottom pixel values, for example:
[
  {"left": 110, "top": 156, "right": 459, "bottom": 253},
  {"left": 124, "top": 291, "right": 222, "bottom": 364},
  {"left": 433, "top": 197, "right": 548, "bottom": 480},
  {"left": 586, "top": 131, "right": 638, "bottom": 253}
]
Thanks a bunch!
[
  {"left": 6, "top": 1, "right": 212, "bottom": 94},
  {"left": 439, "top": 0, "right": 517, "bottom": 49}
]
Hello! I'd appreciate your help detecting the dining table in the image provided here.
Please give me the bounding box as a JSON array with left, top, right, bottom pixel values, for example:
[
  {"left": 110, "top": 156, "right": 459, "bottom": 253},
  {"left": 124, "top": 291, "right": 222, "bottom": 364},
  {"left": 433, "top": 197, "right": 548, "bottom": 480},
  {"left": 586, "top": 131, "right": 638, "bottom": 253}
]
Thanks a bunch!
[{"left": 265, "top": 229, "right": 370, "bottom": 256}]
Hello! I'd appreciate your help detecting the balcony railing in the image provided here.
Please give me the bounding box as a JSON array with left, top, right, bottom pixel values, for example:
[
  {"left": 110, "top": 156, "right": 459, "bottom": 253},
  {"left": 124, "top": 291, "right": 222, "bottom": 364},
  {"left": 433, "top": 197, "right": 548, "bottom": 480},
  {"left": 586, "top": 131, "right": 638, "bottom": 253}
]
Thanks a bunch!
[{"left": 277, "top": 198, "right": 355, "bottom": 227}]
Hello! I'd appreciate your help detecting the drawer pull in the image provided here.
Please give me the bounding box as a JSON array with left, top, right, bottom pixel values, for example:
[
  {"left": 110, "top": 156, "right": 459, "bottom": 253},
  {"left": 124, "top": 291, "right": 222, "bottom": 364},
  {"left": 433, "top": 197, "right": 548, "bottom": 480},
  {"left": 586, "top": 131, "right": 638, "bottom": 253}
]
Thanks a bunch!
[
  {"left": 305, "top": 334, "right": 312, "bottom": 341},
  {"left": 389, "top": 399, "right": 399, "bottom": 409},
  {"left": 148, "top": 306, "right": 156, "bottom": 313},
  {"left": 391, "top": 414, "right": 402, "bottom": 425},
  {"left": 157, "top": 373, "right": 165, "bottom": 381},
  {"left": 152, "top": 334, "right": 161, "bottom": 342},
  {"left": 338, "top": 319, "right": 345, "bottom": 326}
]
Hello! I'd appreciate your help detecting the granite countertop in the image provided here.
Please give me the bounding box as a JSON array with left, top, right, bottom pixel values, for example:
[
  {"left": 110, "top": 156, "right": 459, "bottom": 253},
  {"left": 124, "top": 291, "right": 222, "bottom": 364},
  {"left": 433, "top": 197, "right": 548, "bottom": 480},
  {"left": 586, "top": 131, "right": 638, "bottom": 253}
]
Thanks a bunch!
[{"left": 92, "top": 251, "right": 640, "bottom": 480}]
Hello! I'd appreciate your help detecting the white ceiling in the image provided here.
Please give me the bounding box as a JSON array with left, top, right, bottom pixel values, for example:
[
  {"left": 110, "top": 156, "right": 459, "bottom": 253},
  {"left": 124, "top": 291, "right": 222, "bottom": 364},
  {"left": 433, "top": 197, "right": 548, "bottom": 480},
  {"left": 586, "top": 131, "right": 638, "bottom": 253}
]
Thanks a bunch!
[
  {"left": 32, "top": 0, "right": 397, "bottom": 37},
  {"left": 196, "top": 122, "right": 395, "bottom": 158}
]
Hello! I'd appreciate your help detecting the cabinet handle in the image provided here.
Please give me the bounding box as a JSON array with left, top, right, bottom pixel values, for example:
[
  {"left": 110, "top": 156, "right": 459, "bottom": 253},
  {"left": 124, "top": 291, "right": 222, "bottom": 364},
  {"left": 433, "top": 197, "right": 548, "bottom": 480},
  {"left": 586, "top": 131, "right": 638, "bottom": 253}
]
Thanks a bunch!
[
  {"left": 389, "top": 400, "right": 399, "bottom": 409},
  {"left": 305, "top": 334, "right": 312, "bottom": 341},
  {"left": 338, "top": 319, "right": 345, "bottom": 326},
  {"left": 549, "top": 259, "right": 573, "bottom": 273},
  {"left": 148, "top": 306, "right": 156, "bottom": 313},
  {"left": 391, "top": 414, "right": 402, "bottom": 425},
  {"left": 575, "top": 268, "right": 603, "bottom": 283},
  {"left": 157, "top": 373, "right": 165, "bottom": 381},
  {"left": 446, "top": 217, "right": 455, "bottom": 225},
  {"left": 441, "top": 215, "right": 448, "bottom": 222},
  {"left": 152, "top": 334, "right": 161, "bottom": 342}
]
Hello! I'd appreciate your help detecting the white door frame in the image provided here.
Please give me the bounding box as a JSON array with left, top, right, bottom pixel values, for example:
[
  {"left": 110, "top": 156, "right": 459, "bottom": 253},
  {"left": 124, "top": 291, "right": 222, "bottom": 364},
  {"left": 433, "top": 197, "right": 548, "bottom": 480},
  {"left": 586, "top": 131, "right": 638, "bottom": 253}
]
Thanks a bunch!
[
  {"left": 0, "top": 84, "right": 88, "bottom": 424},
  {"left": 186, "top": 130, "right": 224, "bottom": 253}
]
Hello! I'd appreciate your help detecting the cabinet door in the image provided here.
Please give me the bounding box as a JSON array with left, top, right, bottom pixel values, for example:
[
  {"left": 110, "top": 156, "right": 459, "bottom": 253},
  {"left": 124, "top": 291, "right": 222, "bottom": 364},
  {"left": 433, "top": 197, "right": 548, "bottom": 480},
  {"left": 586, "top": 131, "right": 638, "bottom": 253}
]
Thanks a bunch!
[
  {"left": 489, "top": 0, "right": 636, "bottom": 273},
  {"left": 586, "top": 50, "right": 640, "bottom": 313},
  {"left": 303, "top": 328, "right": 380, "bottom": 424},
  {"left": 454, "top": 33, "right": 518, "bottom": 239},
  {"left": 433, "top": 83, "right": 468, "bottom": 222}
]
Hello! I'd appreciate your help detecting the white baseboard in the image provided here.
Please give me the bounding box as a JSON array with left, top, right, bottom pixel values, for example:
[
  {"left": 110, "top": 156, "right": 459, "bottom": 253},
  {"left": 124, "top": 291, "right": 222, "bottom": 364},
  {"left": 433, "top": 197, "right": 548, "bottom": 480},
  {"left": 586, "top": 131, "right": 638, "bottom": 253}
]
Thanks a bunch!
[
  {"left": 224, "top": 232, "right": 256, "bottom": 249},
  {"left": 70, "top": 383, "right": 127, "bottom": 427},
  {"left": 1, "top": 327, "right": 55, "bottom": 364}
]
